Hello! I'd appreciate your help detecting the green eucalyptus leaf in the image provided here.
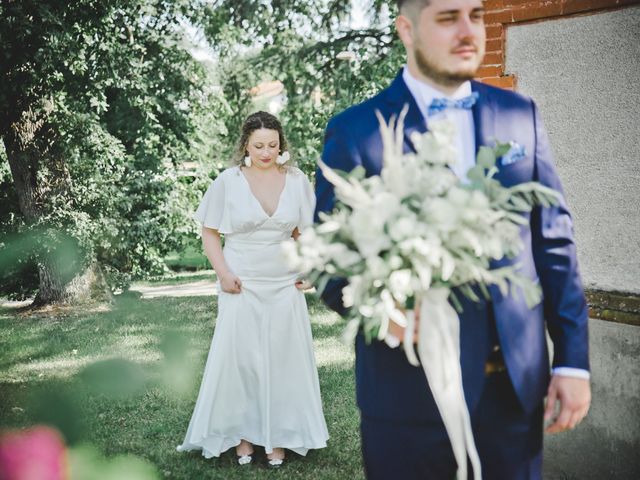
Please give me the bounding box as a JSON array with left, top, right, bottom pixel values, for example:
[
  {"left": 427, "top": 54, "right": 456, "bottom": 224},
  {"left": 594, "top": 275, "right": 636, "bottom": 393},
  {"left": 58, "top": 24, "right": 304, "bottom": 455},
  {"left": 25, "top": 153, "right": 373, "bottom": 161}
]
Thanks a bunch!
[
  {"left": 494, "top": 142, "right": 512, "bottom": 158},
  {"left": 476, "top": 146, "right": 496, "bottom": 169}
]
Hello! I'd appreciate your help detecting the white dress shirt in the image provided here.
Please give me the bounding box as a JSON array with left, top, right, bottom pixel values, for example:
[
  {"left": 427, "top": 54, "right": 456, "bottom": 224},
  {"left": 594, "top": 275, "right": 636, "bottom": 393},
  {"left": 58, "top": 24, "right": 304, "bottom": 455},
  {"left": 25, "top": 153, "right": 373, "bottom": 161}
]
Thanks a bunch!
[
  {"left": 402, "top": 66, "right": 476, "bottom": 181},
  {"left": 392, "top": 66, "right": 590, "bottom": 381}
]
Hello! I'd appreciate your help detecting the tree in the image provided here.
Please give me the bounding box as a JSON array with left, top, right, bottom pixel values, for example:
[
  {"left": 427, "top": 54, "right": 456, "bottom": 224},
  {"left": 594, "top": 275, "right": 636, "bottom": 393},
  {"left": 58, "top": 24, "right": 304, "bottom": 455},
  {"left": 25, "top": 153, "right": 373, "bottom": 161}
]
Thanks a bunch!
[
  {"left": 200, "top": 0, "right": 404, "bottom": 177},
  {"left": 0, "top": 0, "right": 226, "bottom": 305},
  {"left": 0, "top": 0, "right": 404, "bottom": 306}
]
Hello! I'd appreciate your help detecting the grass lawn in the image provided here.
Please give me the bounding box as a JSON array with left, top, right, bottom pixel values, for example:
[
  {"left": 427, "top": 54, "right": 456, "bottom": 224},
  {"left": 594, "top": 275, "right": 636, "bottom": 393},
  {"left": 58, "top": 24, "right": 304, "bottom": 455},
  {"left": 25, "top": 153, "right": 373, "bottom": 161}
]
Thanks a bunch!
[
  {"left": 164, "top": 246, "right": 210, "bottom": 271},
  {"left": 0, "top": 282, "right": 364, "bottom": 479}
]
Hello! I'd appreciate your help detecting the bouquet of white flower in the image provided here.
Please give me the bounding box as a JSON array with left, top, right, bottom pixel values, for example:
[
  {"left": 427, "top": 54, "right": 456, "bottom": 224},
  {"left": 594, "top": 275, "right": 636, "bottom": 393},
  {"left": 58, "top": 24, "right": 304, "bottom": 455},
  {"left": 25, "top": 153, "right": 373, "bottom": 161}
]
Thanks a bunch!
[{"left": 282, "top": 108, "right": 559, "bottom": 480}]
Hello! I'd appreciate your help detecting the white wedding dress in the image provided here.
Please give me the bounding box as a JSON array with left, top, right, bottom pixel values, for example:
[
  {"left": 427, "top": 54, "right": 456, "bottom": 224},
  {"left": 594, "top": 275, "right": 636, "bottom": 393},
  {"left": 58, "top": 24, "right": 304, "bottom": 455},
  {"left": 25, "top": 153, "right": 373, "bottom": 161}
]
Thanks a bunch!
[{"left": 176, "top": 166, "right": 329, "bottom": 458}]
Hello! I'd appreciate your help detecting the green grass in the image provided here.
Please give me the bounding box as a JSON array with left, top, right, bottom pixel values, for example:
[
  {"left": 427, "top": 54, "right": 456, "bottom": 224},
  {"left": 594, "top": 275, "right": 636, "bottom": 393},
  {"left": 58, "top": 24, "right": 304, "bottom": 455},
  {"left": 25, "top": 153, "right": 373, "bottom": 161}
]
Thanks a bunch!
[
  {"left": 0, "top": 287, "right": 363, "bottom": 479},
  {"left": 164, "top": 246, "right": 210, "bottom": 271}
]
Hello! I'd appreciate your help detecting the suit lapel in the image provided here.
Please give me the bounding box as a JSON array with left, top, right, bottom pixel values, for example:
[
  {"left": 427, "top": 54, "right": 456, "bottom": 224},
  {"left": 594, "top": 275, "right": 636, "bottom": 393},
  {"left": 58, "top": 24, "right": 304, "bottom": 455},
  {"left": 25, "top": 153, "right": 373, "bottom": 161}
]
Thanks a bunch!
[
  {"left": 471, "top": 81, "right": 496, "bottom": 159},
  {"left": 383, "top": 71, "right": 428, "bottom": 153},
  {"left": 470, "top": 82, "right": 506, "bottom": 297}
]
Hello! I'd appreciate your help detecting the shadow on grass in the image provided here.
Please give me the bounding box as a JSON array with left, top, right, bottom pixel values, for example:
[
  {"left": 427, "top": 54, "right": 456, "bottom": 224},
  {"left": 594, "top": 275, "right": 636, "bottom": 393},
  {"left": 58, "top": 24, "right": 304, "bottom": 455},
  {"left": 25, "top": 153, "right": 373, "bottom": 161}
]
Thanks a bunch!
[{"left": 0, "top": 289, "right": 365, "bottom": 480}]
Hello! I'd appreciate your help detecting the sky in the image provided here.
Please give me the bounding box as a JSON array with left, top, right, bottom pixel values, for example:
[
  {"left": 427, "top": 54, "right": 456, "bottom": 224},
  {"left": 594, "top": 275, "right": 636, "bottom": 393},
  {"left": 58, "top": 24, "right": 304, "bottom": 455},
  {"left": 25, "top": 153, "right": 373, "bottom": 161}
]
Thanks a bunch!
[{"left": 183, "top": 0, "right": 377, "bottom": 66}]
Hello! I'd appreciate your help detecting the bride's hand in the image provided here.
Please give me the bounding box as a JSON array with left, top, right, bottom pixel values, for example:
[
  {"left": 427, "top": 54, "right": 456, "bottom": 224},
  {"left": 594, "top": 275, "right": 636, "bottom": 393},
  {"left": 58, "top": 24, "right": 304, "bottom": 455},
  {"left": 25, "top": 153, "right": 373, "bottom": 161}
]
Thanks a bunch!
[
  {"left": 295, "top": 279, "right": 312, "bottom": 291},
  {"left": 219, "top": 272, "right": 242, "bottom": 294}
]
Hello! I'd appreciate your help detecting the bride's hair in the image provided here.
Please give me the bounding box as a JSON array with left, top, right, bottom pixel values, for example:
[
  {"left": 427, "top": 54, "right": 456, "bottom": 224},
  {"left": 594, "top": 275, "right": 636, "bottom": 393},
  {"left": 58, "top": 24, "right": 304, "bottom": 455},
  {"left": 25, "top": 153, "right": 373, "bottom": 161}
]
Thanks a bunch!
[{"left": 234, "top": 111, "right": 291, "bottom": 170}]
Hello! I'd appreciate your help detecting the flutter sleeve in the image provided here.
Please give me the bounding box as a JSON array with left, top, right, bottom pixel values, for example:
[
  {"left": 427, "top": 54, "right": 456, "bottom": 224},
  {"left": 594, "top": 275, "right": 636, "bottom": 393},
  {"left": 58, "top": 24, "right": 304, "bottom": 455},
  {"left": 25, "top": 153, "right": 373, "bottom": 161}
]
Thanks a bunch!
[
  {"left": 193, "top": 173, "right": 232, "bottom": 233},
  {"left": 298, "top": 172, "right": 317, "bottom": 230}
]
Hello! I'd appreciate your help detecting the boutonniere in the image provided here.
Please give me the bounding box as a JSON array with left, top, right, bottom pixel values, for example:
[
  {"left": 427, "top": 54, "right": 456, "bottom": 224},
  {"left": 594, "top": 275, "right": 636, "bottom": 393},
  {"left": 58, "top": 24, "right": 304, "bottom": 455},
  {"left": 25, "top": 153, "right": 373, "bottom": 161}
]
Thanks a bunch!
[{"left": 500, "top": 141, "right": 527, "bottom": 166}]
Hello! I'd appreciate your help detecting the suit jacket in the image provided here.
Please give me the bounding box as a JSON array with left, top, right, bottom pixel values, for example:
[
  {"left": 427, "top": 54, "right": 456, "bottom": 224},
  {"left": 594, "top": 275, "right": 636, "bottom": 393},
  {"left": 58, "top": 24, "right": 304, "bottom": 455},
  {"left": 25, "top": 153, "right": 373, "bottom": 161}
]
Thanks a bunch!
[{"left": 315, "top": 71, "right": 589, "bottom": 421}]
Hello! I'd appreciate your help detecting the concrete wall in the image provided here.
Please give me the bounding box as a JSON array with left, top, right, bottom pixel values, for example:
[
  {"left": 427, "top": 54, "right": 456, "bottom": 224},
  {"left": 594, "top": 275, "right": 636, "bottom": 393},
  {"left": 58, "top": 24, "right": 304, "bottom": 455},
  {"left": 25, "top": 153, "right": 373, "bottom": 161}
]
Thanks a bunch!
[
  {"left": 506, "top": 7, "right": 640, "bottom": 294},
  {"left": 506, "top": 8, "right": 640, "bottom": 479},
  {"left": 545, "top": 319, "right": 640, "bottom": 479}
]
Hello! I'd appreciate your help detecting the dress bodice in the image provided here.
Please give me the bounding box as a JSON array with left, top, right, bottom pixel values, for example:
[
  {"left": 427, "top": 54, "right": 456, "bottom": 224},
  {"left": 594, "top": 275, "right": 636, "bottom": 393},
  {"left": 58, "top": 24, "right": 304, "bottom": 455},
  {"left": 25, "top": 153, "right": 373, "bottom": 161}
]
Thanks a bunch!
[{"left": 193, "top": 166, "right": 315, "bottom": 242}]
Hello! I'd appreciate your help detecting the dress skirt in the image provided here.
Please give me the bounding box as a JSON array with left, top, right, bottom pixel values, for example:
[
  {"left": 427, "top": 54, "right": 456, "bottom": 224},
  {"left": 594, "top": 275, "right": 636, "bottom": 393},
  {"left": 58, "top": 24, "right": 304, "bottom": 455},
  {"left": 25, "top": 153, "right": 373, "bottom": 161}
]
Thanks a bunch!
[{"left": 176, "top": 231, "right": 329, "bottom": 457}]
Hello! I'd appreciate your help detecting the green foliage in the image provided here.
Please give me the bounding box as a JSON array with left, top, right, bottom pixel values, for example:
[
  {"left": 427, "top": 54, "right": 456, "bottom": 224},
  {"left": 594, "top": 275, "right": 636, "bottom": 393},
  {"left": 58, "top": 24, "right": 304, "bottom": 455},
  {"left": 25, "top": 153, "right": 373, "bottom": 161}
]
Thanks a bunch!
[
  {"left": 0, "top": 0, "right": 405, "bottom": 299},
  {"left": 0, "top": 0, "right": 230, "bottom": 298},
  {"left": 68, "top": 446, "right": 160, "bottom": 480},
  {"left": 201, "top": 0, "right": 404, "bottom": 179},
  {"left": 0, "top": 229, "right": 82, "bottom": 300}
]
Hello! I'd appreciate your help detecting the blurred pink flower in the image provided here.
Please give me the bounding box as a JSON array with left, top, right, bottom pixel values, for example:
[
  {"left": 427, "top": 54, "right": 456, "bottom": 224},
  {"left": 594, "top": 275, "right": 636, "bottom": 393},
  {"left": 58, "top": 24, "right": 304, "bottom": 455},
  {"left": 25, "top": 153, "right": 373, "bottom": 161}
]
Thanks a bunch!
[{"left": 0, "top": 426, "right": 67, "bottom": 480}]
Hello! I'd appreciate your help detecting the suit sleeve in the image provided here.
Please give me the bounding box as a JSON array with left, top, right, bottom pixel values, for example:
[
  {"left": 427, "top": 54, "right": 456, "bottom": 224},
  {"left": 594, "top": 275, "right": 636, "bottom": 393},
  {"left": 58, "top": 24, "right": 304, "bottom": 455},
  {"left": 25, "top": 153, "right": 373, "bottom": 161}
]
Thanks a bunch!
[
  {"left": 530, "top": 101, "right": 589, "bottom": 371},
  {"left": 315, "top": 117, "right": 363, "bottom": 317}
]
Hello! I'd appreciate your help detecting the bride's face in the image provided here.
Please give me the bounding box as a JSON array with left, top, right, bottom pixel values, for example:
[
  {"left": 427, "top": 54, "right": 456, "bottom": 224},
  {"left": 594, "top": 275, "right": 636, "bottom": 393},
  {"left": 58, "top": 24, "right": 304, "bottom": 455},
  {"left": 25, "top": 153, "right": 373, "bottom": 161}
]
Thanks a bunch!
[{"left": 246, "top": 128, "right": 280, "bottom": 170}]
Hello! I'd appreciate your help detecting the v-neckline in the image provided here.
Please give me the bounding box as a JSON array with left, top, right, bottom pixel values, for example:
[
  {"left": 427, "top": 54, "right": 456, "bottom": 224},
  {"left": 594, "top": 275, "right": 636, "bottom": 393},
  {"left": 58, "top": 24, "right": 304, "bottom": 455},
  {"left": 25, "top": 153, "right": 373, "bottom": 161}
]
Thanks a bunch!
[{"left": 239, "top": 167, "right": 288, "bottom": 218}]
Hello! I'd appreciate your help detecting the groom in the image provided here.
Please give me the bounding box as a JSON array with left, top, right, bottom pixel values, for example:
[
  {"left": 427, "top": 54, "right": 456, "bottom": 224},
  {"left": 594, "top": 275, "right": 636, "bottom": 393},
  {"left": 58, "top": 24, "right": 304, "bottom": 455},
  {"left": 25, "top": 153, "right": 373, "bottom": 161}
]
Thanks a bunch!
[{"left": 315, "top": 0, "right": 591, "bottom": 478}]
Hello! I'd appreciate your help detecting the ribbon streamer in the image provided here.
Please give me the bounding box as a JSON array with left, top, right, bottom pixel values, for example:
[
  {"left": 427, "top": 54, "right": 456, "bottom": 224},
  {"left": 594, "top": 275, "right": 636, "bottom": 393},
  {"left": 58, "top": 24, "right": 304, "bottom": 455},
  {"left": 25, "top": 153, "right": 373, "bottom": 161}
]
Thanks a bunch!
[{"left": 416, "top": 288, "right": 481, "bottom": 480}]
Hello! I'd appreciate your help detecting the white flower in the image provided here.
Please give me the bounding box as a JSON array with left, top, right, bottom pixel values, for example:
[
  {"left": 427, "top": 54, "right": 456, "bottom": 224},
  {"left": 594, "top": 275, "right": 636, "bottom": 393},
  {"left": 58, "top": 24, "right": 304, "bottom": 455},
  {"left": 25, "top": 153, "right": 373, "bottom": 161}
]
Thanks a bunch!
[
  {"left": 388, "top": 269, "right": 413, "bottom": 303},
  {"left": 413, "top": 119, "right": 459, "bottom": 166},
  {"left": 342, "top": 275, "right": 364, "bottom": 308},
  {"left": 380, "top": 289, "right": 407, "bottom": 327},
  {"left": 447, "top": 187, "right": 471, "bottom": 207},
  {"left": 424, "top": 197, "right": 460, "bottom": 232},
  {"left": 327, "top": 243, "right": 361, "bottom": 270},
  {"left": 414, "top": 262, "right": 433, "bottom": 290},
  {"left": 440, "top": 251, "right": 456, "bottom": 282},
  {"left": 281, "top": 239, "right": 301, "bottom": 269},
  {"left": 371, "top": 191, "right": 401, "bottom": 222},
  {"left": 389, "top": 255, "right": 403, "bottom": 270},
  {"left": 276, "top": 151, "right": 290, "bottom": 165},
  {"left": 317, "top": 219, "right": 342, "bottom": 234},
  {"left": 389, "top": 214, "right": 417, "bottom": 242},
  {"left": 366, "top": 255, "right": 390, "bottom": 279},
  {"left": 349, "top": 207, "right": 391, "bottom": 258}
]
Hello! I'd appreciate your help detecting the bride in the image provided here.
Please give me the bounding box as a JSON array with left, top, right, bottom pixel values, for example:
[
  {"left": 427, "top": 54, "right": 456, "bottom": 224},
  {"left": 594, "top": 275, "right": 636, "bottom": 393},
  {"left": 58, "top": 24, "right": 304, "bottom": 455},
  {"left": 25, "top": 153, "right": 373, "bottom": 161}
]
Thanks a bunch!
[{"left": 176, "top": 111, "right": 329, "bottom": 467}]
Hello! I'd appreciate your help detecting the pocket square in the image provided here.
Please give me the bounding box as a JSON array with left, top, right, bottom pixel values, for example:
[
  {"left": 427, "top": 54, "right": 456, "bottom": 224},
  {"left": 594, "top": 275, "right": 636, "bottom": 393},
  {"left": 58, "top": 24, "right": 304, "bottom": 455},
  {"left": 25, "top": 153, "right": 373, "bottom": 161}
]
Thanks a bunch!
[{"left": 500, "top": 141, "right": 527, "bottom": 166}]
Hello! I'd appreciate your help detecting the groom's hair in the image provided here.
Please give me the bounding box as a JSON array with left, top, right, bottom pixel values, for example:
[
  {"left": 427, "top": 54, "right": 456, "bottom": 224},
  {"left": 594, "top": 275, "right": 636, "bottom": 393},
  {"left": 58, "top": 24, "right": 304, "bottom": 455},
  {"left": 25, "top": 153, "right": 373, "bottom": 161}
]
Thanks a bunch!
[{"left": 396, "top": 0, "right": 431, "bottom": 13}]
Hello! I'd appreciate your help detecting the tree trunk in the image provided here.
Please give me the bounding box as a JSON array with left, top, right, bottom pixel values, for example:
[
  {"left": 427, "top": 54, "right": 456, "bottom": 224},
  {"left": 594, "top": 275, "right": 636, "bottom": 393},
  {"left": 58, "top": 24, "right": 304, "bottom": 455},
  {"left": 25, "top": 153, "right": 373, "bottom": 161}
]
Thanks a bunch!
[
  {"left": 3, "top": 104, "right": 113, "bottom": 307},
  {"left": 33, "top": 259, "right": 112, "bottom": 307}
]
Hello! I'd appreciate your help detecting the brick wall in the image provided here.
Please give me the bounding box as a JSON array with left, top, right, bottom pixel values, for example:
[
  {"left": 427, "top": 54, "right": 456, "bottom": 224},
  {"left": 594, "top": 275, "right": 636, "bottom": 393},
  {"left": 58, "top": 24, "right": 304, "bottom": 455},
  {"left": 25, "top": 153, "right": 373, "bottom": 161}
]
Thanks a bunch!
[{"left": 478, "top": 0, "right": 640, "bottom": 89}]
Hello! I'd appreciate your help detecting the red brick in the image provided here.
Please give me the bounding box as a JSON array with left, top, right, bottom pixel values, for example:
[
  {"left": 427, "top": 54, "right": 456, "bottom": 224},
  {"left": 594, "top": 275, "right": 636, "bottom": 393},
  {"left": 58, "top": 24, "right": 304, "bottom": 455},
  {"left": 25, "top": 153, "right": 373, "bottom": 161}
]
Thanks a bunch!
[
  {"left": 476, "top": 65, "right": 503, "bottom": 77},
  {"left": 504, "top": 0, "right": 534, "bottom": 5},
  {"left": 477, "top": 75, "right": 517, "bottom": 90},
  {"left": 512, "top": 2, "right": 563, "bottom": 21},
  {"left": 618, "top": 0, "right": 640, "bottom": 6},
  {"left": 563, "top": 0, "right": 627, "bottom": 14},
  {"left": 483, "top": 51, "right": 504, "bottom": 65},
  {"left": 485, "top": 9, "right": 514, "bottom": 23},
  {"left": 483, "top": 0, "right": 505, "bottom": 9},
  {"left": 485, "top": 38, "right": 503, "bottom": 52},
  {"left": 485, "top": 24, "right": 504, "bottom": 39}
]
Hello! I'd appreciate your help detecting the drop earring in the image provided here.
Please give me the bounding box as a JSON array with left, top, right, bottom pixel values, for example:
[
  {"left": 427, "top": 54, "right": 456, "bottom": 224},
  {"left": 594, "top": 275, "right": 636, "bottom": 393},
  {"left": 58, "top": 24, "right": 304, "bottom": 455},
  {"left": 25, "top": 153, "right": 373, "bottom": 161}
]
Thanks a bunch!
[{"left": 244, "top": 155, "right": 251, "bottom": 167}]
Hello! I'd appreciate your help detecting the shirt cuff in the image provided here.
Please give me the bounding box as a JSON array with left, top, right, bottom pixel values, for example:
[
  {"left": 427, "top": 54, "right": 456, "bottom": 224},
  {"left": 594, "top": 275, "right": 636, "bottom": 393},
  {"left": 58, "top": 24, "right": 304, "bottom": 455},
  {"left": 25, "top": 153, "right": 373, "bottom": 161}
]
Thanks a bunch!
[{"left": 552, "top": 367, "right": 590, "bottom": 380}]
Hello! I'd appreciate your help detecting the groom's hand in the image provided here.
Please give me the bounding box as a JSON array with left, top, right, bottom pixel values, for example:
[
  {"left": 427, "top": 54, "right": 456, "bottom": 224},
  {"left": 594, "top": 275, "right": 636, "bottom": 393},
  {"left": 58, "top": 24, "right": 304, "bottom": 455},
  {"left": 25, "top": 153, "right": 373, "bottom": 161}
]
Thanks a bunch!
[
  {"left": 386, "top": 302, "right": 422, "bottom": 345},
  {"left": 544, "top": 376, "right": 591, "bottom": 433}
]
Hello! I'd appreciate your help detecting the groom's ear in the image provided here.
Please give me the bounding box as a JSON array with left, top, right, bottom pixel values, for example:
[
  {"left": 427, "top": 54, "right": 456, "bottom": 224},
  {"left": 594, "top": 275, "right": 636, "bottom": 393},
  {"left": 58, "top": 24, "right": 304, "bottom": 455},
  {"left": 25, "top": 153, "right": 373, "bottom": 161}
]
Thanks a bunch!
[{"left": 396, "top": 15, "right": 415, "bottom": 49}]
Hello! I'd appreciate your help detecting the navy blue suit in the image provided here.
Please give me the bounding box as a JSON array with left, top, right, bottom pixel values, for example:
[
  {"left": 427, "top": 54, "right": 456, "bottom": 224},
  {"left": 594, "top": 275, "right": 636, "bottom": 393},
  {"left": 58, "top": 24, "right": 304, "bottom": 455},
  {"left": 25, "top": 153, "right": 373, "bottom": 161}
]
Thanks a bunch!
[{"left": 315, "top": 72, "right": 589, "bottom": 479}]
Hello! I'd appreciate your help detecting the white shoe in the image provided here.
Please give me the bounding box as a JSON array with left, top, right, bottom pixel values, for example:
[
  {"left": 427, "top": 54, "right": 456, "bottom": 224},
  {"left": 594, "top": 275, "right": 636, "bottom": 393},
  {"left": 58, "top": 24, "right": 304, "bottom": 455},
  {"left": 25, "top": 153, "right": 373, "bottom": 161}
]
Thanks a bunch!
[
  {"left": 237, "top": 454, "right": 252, "bottom": 466},
  {"left": 267, "top": 457, "right": 284, "bottom": 468}
]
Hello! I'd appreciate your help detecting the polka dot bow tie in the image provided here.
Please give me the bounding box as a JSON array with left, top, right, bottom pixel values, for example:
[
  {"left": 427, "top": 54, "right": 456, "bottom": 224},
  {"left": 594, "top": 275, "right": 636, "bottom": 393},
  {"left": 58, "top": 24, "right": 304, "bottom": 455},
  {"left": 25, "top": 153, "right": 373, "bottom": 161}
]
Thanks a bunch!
[{"left": 427, "top": 92, "right": 479, "bottom": 116}]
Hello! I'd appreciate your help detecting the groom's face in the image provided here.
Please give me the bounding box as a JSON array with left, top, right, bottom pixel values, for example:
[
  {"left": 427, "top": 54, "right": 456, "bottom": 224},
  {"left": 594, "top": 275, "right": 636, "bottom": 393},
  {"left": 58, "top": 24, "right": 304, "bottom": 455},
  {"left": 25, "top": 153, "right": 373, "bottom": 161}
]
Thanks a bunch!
[{"left": 397, "top": 0, "right": 486, "bottom": 86}]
